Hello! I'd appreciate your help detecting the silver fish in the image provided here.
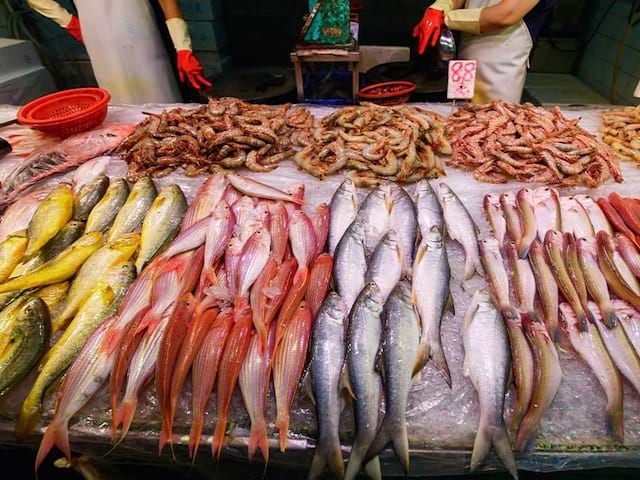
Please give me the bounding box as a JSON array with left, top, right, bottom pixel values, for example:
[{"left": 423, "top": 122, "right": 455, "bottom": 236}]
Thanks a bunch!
[
  {"left": 333, "top": 219, "right": 367, "bottom": 313},
  {"left": 438, "top": 183, "right": 483, "bottom": 280},
  {"left": 415, "top": 180, "right": 444, "bottom": 239},
  {"left": 411, "top": 226, "right": 451, "bottom": 385},
  {"left": 365, "top": 281, "right": 420, "bottom": 473},
  {"left": 107, "top": 176, "right": 157, "bottom": 242},
  {"left": 85, "top": 178, "right": 129, "bottom": 234},
  {"left": 72, "top": 174, "right": 109, "bottom": 222},
  {"left": 355, "top": 184, "right": 392, "bottom": 257},
  {"left": 344, "top": 282, "right": 384, "bottom": 480},
  {"left": 462, "top": 290, "right": 517, "bottom": 479},
  {"left": 308, "top": 292, "right": 348, "bottom": 480},
  {"left": 389, "top": 184, "right": 417, "bottom": 277},
  {"left": 365, "top": 230, "right": 402, "bottom": 304},
  {"left": 483, "top": 193, "right": 506, "bottom": 246},
  {"left": 328, "top": 178, "right": 358, "bottom": 256}
]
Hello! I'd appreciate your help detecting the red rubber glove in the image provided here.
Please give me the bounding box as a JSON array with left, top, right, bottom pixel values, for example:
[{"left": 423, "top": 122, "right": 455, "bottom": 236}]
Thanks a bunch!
[
  {"left": 177, "top": 50, "right": 212, "bottom": 90},
  {"left": 65, "top": 15, "right": 83, "bottom": 44},
  {"left": 412, "top": 8, "right": 445, "bottom": 54}
]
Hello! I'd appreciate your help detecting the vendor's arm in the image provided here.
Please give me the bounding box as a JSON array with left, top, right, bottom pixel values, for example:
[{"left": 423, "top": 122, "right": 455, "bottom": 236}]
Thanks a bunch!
[
  {"left": 26, "top": 0, "right": 82, "bottom": 42},
  {"left": 157, "top": 0, "right": 212, "bottom": 90},
  {"left": 445, "top": 0, "right": 540, "bottom": 35}
]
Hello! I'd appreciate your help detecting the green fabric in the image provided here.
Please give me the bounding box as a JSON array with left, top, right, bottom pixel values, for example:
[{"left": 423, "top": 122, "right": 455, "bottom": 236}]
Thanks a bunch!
[{"left": 304, "top": 0, "right": 350, "bottom": 44}]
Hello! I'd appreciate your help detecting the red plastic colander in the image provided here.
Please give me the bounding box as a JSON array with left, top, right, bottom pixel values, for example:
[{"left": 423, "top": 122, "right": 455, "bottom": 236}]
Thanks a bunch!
[
  {"left": 358, "top": 81, "right": 416, "bottom": 106},
  {"left": 17, "top": 87, "right": 111, "bottom": 137}
]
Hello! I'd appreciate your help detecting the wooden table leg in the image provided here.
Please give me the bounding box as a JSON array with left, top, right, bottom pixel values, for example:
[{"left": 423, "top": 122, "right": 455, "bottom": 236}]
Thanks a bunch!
[
  {"left": 293, "top": 60, "right": 304, "bottom": 102},
  {"left": 351, "top": 62, "right": 359, "bottom": 103}
]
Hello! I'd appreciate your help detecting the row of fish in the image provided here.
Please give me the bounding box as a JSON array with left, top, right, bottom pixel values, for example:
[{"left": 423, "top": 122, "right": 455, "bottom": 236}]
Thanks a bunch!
[
  {"left": 308, "top": 178, "right": 485, "bottom": 479},
  {"left": 24, "top": 173, "right": 333, "bottom": 469},
  {"left": 477, "top": 186, "right": 640, "bottom": 477}
]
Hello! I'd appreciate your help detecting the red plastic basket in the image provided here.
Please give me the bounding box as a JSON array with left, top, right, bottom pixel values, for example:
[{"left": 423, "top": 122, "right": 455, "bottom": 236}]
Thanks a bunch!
[
  {"left": 17, "top": 87, "right": 111, "bottom": 137},
  {"left": 358, "top": 81, "right": 416, "bottom": 106}
]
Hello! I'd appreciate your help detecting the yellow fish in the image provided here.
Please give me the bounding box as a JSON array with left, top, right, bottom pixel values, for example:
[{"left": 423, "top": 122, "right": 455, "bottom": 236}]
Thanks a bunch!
[
  {"left": 0, "top": 230, "right": 28, "bottom": 282},
  {"left": 24, "top": 183, "right": 74, "bottom": 258}
]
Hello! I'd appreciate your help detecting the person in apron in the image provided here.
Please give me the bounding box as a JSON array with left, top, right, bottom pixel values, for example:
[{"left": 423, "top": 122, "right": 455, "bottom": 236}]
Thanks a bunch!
[
  {"left": 26, "top": 0, "right": 211, "bottom": 104},
  {"left": 413, "top": 0, "right": 555, "bottom": 103}
]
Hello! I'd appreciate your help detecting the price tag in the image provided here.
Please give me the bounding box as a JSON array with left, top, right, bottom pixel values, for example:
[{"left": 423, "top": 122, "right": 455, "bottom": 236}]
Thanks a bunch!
[{"left": 447, "top": 60, "right": 477, "bottom": 100}]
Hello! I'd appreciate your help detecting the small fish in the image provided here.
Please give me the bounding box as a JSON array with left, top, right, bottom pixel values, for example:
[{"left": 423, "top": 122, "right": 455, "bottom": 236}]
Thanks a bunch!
[
  {"left": 576, "top": 237, "right": 618, "bottom": 328},
  {"left": 308, "top": 293, "right": 348, "bottom": 480},
  {"left": 462, "top": 291, "right": 518, "bottom": 479},
  {"left": 516, "top": 188, "right": 536, "bottom": 258},
  {"left": 189, "top": 308, "right": 233, "bottom": 459},
  {"left": 181, "top": 173, "right": 227, "bottom": 230},
  {"left": 0, "top": 298, "right": 49, "bottom": 397},
  {"left": 389, "top": 184, "right": 417, "bottom": 276},
  {"left": 52, "top": 233, "right": 139, "bottom": 333},
  {"left": 365, "top": 230, "right": 402, "bottom": 304},
  {"left": 560, "top": 197, "right": 594, "bottom": 239},
  {"left": 328, "top": 178, "right": 358, "bottom": 256},
  {"left": 24, "top": 183, "right": 74, "bottom": 258},
  {"left": 500, "top": 191, "right": 523, "bottom": 246},
  {"left": 483, "top": 193, "right": 506, "bottom": 246},
  {"left": 135, "top": 184, "right": 187, "bottom": 273},
  {"left": 269, "top": 202, "right": 289, "bottom": 263},
  {"left": 0, "top": 184, "right": 54, "bottom": 244},
  {"left": 227, "top": 174, "right": 303, "bottom": 205},
  {"left": 609, "top": 193, "right": 640, "bottom": 236},
  {"left": 72, "top": 174, "right": 109, "bottom": 222},
  {"left": 236, "top": 229, "right": 271, "bottom": 303},
  {"left": 588, "top": 302, "right": 640, "bottom": 397},
  {"left": 597, "top": 197, "right": 639, "bottom": 247},
  {"left": 289, "top": 210, "right": 317, "bottom": 269},
  {"left": 355, "top": 184, "right": 392, "bottom": 257},
  {"left": 263, "top": 258, "right": 297, "bottom": 327},
  {"left": 615, "top": 233, "right": 640, "bottom": 279},
  {"left": 344, "top": 283, "right": 384, "bottom": 480},
  {"left": 211, "top": 306, "right": 253, "bottom": 458},
  {"left": 544, "top": 230, "right": 590, "bottom": 332},
  {"left": 559, "top": 303, "right": 623, "bottom": 442},
  {"left": 504, "top": 314, "right": 535, "bottom": 434},
  {"left": 516, "top": 315, "right": 562, "bottom": 453},
  {"left": 240, "top": 321, "right": 277, "bottom": 462},
  {"left": 107, "top": 176, "right": 157, "bottom": 242},
  {"left": 333, "top": 219, "right": 367, "bottom": 313},
  {"left": 439, "top": 183, "right": 483, "bottom": 280},
  {"left": 311, "top": 202, "right": 330, "bottom": 261},
  {"left": 199, "top": 201, "right": 236, "bottom": 291},
  {"left": 274, "top": 265, "right": 309, "bottom": 347},
  {"left": 416, "top": 180, "right": 444, "bottom": 239},
  {"left": 532, "top": 187, "right": 561, "bottom": 240},
  {"left": 85, "top": 178, "right": 130, "bottom": 233},
  {"left": 505, "top": 241, "right": 537, "bottom": 319},
  {"left": 574, "top": 194, "right": 612, "bottom": 235},
  {"left": 365, "top": 281, "right": 419, "bottom": 473},
  {"left": 564, "top": 233, "right": 588, "bottom": 309},
  {"left": 597, "top": 231, "right": 640, "bottom": 310},
  {"left": 250, "top": 256, "right": 278, "bottom": 348},
  {"left": 305, "top": 253, "right": 333, "bottom": 317},
  {"left": 0, "top": 232, "right": 103, "bottom": 294},
  {"left": 0, "top": 230, "right": 28, "bottom": 282},
  {"left": 529, "top": 240, "right": 559, "bottom": 341},
  {"left": 411, "top": 226, "right": 451, "bottom": 384},
  {"left": 615, "top": 299, "right": 640, "bottom": 356},
  {"left": 479, "top": 237, "right": 518, "bottom": 320},
  {"left": 159, "top": 216, "right": 209, "bottom": 261}
]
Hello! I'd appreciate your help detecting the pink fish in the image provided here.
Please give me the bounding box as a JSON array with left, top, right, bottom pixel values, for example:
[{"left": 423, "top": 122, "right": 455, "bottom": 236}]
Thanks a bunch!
[
  {"left": 264, "top": 258, "right": 297, "bottom": 327},
  {"left": 311, "top": 203, "right": 330, "bottom": 261},
  {"left": 224, "top": 237, "right": 244, "bottom": 299},
  {"left": 305, "top": 253, "right": 333, "bottom": 317},
  {"left": 273, "top": 301, "right": 314, "bottom": 451},
  {"left": 275, "top": 266, "right": 310, "bottom": 346},
  {"left": 222, "top": 183, "right": 242, "bottom": 206},
  {"left": 181, "top": 173, "right": 227, "bottom": 230},
  {"left": 227, "top": 174, "right": 304, "bottom": 205},
  {"left": 0, "top": 183, "right": 54, "bottom": 242},
  {"left": 160, "top": 216, "right": 210, "bottom": 260},
  {"left": 232, "top": 196, "right": 255, "bottom": 231},
  {"left": 239, "top": 322, "right": 278, "bottom": 462},
  {"left": 284, "top": 184, "right": 305, "bottom": 217},
  {"left": 289, "top": 210, "right": 317, "bottom": 269},
  {"left": 250, "top": 256, "right": 278, "bottom": 349},
  {"left": 198, "top": 200, "right": 235, "bottom": 294},
  {"left": 188, "top": 308, "right": 233, "bottom": 459},
  {"left": 269, "top": 202, "right": 289, "bottom": 264},
  {"left": 236, "top": 229, "right": 271, "bottom": 304}
]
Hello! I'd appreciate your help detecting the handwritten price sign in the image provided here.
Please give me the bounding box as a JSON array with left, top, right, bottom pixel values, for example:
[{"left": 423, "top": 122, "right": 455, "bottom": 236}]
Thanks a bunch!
[{"left": 447, "top": 60, "right": 477, "bottom": 100}]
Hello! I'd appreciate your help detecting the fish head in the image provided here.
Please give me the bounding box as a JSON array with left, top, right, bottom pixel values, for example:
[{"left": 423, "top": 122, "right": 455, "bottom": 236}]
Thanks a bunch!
[
  {"left": 529, "top": 239, "right": 544, "bottom": 257},
  {"left": 415, "top": 180, "right": 435, "bottom": 199},
  {"left": 575, "top": 236, "right": 596, "bottom": 256},
  {"left": 322, "top": 292, "right": 348, "bottom": 320},
  {"left": 437, "top": 182, "right": 455, "bottom": 202},
  {"left": 544, "top": 230, "right": 563, "bottom": 250},
  {"left": 232, "top": 197, "right": 255, "bottom": 226},
  {"left": 483, "top": 193, "right": 500, "bottom": 210},
  {"left": 338, "top": 177, "right": 357, "bottom": 197},
  {"left": 499, "top": 191, "right": 517, "bottom": 208},
  {"left": 131, "top": 176, "right": 155, "bottom": 194},
  {"left": 505, "top": 240, "right": 518, "bottom": 260},
  {"left": 596, "top": 230, "right": 615, "bottom": 254},
  {"left": 361, "top": 282, "right": 384, "bottom": 312},
  {"left": 381, "top": 229, "right": 400, "bottom": 248},
  {"left": 478, "top": 237, "right": 501, "bottom": 256},
  {"left": 348, "top": 219, "right": 366, "bottom": 244},
  {"left": 517, "top": 187, "right": 534, "bottom": 203},
  {"left": 425, "top": 225, "right": 444, "bottom": 245}
]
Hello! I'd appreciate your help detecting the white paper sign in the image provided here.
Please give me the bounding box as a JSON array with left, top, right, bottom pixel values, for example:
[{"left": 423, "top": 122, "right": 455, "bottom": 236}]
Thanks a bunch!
[{"left": 447, "top": 60, "right": 477, "bottom": 99}]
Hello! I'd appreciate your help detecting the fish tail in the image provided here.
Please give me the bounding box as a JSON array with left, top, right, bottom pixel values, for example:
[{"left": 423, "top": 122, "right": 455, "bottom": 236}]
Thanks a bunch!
[
  {"left": 248, "top": 417, "right": 269, "bottom": 463},
  {"left": 515, "top": 414, "right": 538, "bottom": 453},
  {"left": 158, "top": 420, "right": 173, "bottom": 456},
  {"left": 602, "top": 307, "right": 619, "bottom": 329},
  {"left": 363, "top": 457, "right": 381, "bottom": 480},
  {"left": 430, "top": 340, "right": 451, "bottom": 387},
  {"left": 472, "top": 417, "right": 518, "bottom": 480},
  {"left": 308, "top": 433, "right": 344, "bottom": 480},
  {"left": 366, "top": 416, "right": 409, "bottom": 473},
  {"left": 276, "top": 414, "right": 290, "bottom": 452},
  {"left": 211, "top": 415, "right": 227, "bottom": 460},
  {"left": 36, "top": 419, "right": 70, "bottom": 471},
  {"left": 116, "top": 398, "right": 138, "bottom": 443},
  {"left": 412, "top": 341, "right": 430, "bottom": 378},
  {"left": 463, "top": 256, "right": 475, "bottom": 281},
  {"left": 188, "top": 414, "right": 204, "bottom": 459},
  {"left": 604, "top": 397, "right": 624, "bottom": 443},
  {"left": 517, "top": 238, "right": 532, "bottom": 259},
  {"left": 576, "top": 308, "right": 589, "bottom": 332},
  {"left": 15, "top": 397, "right": 42, "bottom": 441}
]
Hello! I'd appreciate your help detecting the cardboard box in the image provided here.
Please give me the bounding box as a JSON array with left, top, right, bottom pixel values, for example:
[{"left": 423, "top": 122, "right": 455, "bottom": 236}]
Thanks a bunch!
[
  {"left": 188, "top": 19, "right": 228, "bottom": 51},
  {"left": 0, "top": 65, "right": 56, "bottom": 105},
  {"left": 179, "top": 0, "right": 223, "bottom": 21},
  {"left": 0, "top": 38, "right": 43, "bottom": 74}
]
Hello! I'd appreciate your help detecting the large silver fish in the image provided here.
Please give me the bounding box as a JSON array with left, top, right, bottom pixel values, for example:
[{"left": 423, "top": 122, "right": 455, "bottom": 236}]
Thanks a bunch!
[
  {"left": 308, "top": 292, "right": 348, "bottom": 480},
  {"left": 389, "top": 184, "right": 417, "bottom": 277},
  {"left": 462, "top": 290, "right": 518, "bottom": 479},
  {"left": 333, "top": 219, "right": 367, "bottom": 313},
  {"left": 411, "top": 226, "right": 452, "bottom": 385},
  {"left": 415, "top": 180, "right": 444, "bottom": 239},
  {"left": 365, "top": 230, "right": 402, "bottom": 304},
  {"left": 344, "top": 282, "right": 384, "bottom": 480},
  {"left": 354, "top": 184, "right": 392, "bottom": 257},
  {"left": 365, "top": 281, "right": 420, "bottom": 473},
  {"left": 328, "top": 178, "right": 358, "bottom": 256}
]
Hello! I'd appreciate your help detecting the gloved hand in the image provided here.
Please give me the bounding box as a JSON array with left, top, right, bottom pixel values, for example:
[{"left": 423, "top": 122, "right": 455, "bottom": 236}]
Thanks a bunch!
[
  {"left": 65, "top": 15, "right": 83, "bottom": 43},
  {"left": 412, "top": 0, "right": 454, "bottom": 54},
  {"left": 177, "top": 50, "right": 212, "bottom": 90},
  {"left": 166, "top": 18, "right": 212, "bottom": 90}
]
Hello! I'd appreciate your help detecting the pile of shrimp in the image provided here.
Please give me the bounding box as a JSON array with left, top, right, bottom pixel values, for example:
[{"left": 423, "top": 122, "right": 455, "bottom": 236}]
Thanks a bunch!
[
  {"left": 292, "top": 103, "right": 451, "bottom": 187},
  {"left": 447, "top": 101, "right": 622, "bottom": 187},
  {"left": 117, "top": 97, "right": 313, "bottom": 180},
  {"left": 599, "top": 105, "right": 640, "bottom": 163}
]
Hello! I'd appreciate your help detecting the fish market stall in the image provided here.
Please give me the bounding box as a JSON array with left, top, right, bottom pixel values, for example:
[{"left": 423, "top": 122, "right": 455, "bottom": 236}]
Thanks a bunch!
[{"left": 1, "top": 100, "right": 640, "bottom": 478}]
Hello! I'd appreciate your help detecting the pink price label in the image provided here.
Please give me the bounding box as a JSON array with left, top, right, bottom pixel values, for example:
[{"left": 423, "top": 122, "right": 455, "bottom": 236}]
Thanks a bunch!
[{"left": 447, "top": 60, "right": 477, "bottom": 100}]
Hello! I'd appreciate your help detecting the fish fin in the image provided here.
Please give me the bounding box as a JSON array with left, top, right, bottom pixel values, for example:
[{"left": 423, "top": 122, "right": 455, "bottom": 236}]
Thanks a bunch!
[
  {"left": 116, "top": 398, "right": 137, "bottom": 443},
  {"left": 374, "top": 342, "right": 386, "bottom": 383},
  {"left": 366, "top": 416, "right": 409, "bottom": 474},
  {"left": 276, "top": 414, "right": 290, "bottom": 453},
  {"left": 492, "top": 422, "right": 519, "bottom": 480},
  {"left": 158, "top": 422, "right": 172, "bottom": 456},
  {"left": 604, "top": 397, "right": 624, "bottom": 443},
  {"left": 340, "top": 364, "right": 355, "bottom": 399},
  {"left": 211, "top": 415, "right": 227, "bottom": 460},
  {"left": 36, "top": 419, "right": 70, "bottom": 471},
  {"left": 248, "top": 417, "right": 269, "bottom": 463},
  {"left": 188, "top": 414, "right": 204, "bottom": 460},
  {"left": 412, "top": 341, "right": 430, "bottom": 378},
  {"left": 471, "top": 418, "right": 518, "bottom": 479},
  {"left": 308, "top": 433, "right": 344, "bottom": 480},
  {"left": 363, "top": 457, "right": 381, "bottom": 480},
  {"left": 514, "top": 413, "right": 538, "bottom": 453},
  {"left": 430, "top": 340, "right": 451, "bottom": 388},
  {"left": 445, "top": 292, "right": 455, "bottom": 315},
  {"left": 302, "top": 368, "right": 315, "bottom": 405}
]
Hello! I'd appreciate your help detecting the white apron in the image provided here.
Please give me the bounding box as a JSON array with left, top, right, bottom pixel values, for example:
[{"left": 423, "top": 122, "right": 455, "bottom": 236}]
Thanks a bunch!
[
  {"left": 457, "top": 0, "right": 533, "bottom": 103},
  {"left": 75, "top": 0, "right": 181, "bottom": 104}
]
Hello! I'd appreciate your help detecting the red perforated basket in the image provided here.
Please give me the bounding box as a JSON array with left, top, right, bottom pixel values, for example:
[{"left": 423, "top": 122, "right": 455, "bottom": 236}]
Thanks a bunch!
[
  {"left": 17, "top": 87, "right": 111, "bottom": 137},
  {"left": 358, "top": 81, "right": 416, "bottom": 106}
]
